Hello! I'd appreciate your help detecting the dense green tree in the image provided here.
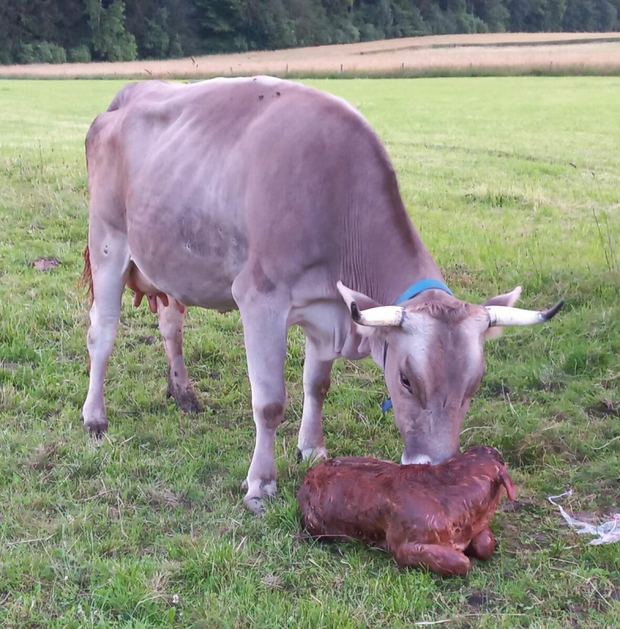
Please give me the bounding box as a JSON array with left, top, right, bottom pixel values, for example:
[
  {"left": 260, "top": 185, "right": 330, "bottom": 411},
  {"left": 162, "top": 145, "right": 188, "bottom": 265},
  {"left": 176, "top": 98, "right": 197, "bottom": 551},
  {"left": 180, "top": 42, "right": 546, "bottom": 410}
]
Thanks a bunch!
[
  {"left": 86, "top": 0, "right": 138, "bottom": 61},
  {"left": 471, "top": 0, "right": 510, "bottom": 30},
  {"left": 594, "top": 0, "right": 618, "bottom": 29},
  {"left": 144, "top": 7, "right": 172, "bottom": 57},
  {"left": 244, "top": 0, "right": 297, "bottom": 49},
  {"left": 68, "top": 44, "right": 93, "bottom": 62},
  {"left": 194, "top": 0, "right": 247, "bottom": 50}
]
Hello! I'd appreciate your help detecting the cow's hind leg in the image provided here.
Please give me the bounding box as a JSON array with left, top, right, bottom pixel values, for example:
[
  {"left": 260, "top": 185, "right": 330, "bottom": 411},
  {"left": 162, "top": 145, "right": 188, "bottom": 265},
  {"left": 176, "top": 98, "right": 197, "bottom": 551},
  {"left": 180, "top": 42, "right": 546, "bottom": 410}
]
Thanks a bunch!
[
  {"left": 157, "top": 296, "right": 201, "bottom": 412},
  {"left": 232, "top": 272, "right": 289, "bottom": 514},
  {"left": 297, "top": 336, "right": 332, "bottom": 461},
  {"left": 82, "top": 230, "right": 131, "bottom": 434},
  {"left": 391, "top": 542, "right": 471, "bottom": 576}
]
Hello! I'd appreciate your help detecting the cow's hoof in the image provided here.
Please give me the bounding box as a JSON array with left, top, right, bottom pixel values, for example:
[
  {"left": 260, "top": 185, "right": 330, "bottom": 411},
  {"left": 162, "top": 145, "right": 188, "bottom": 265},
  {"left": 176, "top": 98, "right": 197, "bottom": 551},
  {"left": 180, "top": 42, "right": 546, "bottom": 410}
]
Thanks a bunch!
[
  {"left": 297, "top": 446, "right": 329, "bottom": 463},
  {"left": 244, "top": 495, "right": 266, "bottom": 515},
  {"left": 167, "top": 383, "right": 202, "bottom": 413},
  {"left": 260, "top": 479, "right": 277, "bottom": 498},
  {"left": 81, "top": 413, "right": 108, "bottom": 437},
  {"left": 242, "top": 479, "right": 277, "bottom": 515}
]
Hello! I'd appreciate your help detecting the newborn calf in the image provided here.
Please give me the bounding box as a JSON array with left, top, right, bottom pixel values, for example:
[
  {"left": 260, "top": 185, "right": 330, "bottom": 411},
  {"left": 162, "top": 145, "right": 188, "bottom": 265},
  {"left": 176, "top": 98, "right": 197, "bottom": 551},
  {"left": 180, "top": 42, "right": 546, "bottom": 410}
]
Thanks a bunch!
[{"left": 297, "top": 445, "right": 515, "bottom": 576}]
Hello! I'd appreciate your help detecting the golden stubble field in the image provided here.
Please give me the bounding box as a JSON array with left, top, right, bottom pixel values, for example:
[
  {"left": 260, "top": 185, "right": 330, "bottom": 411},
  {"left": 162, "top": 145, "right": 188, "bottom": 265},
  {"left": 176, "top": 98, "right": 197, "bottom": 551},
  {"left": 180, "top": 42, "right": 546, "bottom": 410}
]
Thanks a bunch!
[{"left": 2, "top": 32, "right": 620, "bottom": 78}]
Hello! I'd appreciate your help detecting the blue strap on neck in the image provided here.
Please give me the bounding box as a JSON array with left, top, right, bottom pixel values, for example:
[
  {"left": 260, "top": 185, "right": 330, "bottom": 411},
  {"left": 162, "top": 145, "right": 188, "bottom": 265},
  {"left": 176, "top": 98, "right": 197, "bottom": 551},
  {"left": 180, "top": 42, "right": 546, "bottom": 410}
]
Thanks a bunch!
[
  {"left": 394, "top": 278, "right": 453, "bottom": 305},
  {"left": 381, "top": 278, "right": 452, "bottom": 413}
]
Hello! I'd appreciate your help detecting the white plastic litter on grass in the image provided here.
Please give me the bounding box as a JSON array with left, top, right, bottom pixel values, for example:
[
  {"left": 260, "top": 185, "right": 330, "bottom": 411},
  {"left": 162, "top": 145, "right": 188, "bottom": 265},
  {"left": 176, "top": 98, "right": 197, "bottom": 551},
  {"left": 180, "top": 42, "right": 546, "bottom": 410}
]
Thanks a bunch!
[{"left": 548, "top": 490, "right": 620, "bottom": 545}]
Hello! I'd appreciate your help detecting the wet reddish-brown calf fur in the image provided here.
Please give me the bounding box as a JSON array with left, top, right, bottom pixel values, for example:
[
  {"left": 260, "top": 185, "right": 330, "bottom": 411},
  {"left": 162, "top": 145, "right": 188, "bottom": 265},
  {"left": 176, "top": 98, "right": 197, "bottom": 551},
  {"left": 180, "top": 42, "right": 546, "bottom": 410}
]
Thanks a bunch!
[{"left": 297, "top": 445, "right": 516, "bottom": 576}]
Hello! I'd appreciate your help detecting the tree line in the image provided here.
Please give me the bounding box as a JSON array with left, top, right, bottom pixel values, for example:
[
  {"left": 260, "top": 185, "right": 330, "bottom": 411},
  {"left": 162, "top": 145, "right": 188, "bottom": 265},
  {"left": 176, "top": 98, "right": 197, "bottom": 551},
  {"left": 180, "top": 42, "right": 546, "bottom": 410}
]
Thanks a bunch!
[{"left": 1, "top": 0, "right": 618, "bottom": 65}]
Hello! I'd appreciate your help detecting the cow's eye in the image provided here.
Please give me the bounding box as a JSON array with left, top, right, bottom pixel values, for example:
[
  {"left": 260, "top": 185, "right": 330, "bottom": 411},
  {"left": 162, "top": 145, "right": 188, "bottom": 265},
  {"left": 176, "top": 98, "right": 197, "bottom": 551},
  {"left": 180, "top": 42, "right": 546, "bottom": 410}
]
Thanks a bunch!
[{"left": 400, "top": 372, "right": 412, "bottom": 392}]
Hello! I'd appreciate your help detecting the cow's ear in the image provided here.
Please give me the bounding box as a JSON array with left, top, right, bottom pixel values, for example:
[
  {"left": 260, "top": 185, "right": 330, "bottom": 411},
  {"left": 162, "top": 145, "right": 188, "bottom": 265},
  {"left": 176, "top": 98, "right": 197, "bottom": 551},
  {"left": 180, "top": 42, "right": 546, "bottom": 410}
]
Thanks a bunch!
[
  {"left": 337, "top": 281, "right": 381, "bottom": 314},
  {"left": 483, "top": 286, "right": 522, "bottom": 339}
]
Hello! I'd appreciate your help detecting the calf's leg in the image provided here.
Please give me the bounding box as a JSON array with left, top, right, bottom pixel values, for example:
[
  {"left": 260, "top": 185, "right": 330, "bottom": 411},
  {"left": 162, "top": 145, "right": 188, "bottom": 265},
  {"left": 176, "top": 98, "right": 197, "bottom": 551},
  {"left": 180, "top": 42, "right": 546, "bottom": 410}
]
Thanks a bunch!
[
  {"left": 297, "top": 336, "right": 332, "bottom": 461},
  {"left": 233, "top": 272, "right": 290, "bottom": 514},
  {"left": 157, "top": 296, "right": 201, "bottom": 412},
  {"left": 391, "top": 542, "right": 471, "bottom": 576}
]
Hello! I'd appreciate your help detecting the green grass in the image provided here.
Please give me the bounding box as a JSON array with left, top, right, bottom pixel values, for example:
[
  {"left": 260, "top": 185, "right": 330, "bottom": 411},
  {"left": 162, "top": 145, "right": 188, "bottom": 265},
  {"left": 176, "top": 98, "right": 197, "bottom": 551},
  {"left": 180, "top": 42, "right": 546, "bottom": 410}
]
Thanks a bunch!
[{"left": 0, "top": 77, "right": 619, "bottom": 628}]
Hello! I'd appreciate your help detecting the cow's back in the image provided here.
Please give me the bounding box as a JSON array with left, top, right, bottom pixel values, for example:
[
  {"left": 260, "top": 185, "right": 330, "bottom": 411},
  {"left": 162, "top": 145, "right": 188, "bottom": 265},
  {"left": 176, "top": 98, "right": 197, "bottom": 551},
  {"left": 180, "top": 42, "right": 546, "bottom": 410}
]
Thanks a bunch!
[{"left": 87, "top": 78, "right": 405, "bottom": 309}]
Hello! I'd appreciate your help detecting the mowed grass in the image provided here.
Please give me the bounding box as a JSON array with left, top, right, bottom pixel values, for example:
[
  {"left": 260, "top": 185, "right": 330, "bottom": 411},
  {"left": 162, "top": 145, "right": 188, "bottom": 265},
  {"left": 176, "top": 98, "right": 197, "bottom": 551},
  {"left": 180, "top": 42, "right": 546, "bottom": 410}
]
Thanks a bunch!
[{"left": 0, "top": 77, "right": 619, "bottom": 627}]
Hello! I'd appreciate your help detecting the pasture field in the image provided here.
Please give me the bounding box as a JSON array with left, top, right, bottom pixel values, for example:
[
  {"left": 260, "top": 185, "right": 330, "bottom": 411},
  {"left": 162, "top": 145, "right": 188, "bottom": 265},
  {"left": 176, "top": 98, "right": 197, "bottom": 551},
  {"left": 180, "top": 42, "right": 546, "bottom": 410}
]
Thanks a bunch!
[
  {"left": 0, "top": 77, "right": 619, "bottom": 628},
  {"left": 1, "top": 33, "right": 620, "bottom": 79}
]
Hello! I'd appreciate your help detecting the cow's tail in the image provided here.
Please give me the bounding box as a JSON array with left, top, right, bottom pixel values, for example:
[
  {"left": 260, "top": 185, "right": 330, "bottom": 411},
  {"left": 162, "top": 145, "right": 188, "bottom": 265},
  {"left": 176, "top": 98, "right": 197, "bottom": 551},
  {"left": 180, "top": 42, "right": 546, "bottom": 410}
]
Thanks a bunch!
[{"left": 80, "top": 244, "right": 94, "bottom": 305}]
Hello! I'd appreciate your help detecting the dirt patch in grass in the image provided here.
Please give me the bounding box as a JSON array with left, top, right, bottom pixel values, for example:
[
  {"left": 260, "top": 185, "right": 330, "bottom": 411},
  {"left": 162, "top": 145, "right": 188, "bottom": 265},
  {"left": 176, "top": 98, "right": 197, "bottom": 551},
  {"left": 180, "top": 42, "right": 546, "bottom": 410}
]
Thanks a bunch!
[
  {"left": 588, "top": 398, "right": 620, "bottom": 418},
  {"left": 480, "top": 380, "right": 512, "bottom": 399},
  {"left": 501, "top": 498, "right": 539, "bottom": 514},
  {"left": 32, "top": 257, "right": 60, "bottom": 271},
  {"left": 0, "top": 362, "right": 20, "bottom": 371},
  {"left": 514, "top": 426, "right": 579, "bottom": 466},
  {"left": 466, "top": 590, "right": 497, "bottom": 610},
  {"left": 536, "top": 369, "right": 568, "bottom": 393},
  {"left": 27, "top": 442, "right": 58, "bottom": 472},
  {"left": 147, "top": 488, "right": 192, "bottom": 511}
]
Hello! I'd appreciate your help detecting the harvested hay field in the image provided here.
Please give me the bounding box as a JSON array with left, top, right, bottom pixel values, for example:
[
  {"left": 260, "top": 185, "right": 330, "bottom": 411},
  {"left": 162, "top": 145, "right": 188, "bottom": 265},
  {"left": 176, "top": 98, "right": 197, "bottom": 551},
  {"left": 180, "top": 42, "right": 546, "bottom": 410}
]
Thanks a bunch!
[{"left": 2, "top": 32, "right": 620, "bottom": 79}]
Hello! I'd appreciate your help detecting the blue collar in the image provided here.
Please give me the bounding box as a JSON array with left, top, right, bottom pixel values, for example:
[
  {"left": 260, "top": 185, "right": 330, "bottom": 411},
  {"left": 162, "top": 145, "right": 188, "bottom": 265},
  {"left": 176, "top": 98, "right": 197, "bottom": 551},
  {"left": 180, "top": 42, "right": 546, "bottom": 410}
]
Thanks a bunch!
[
  {"left": 394, "top": 278, "right": 453, "bottom": 305},
  {"left": 381, "top": 278, "right": 452, "bottom": 413}
]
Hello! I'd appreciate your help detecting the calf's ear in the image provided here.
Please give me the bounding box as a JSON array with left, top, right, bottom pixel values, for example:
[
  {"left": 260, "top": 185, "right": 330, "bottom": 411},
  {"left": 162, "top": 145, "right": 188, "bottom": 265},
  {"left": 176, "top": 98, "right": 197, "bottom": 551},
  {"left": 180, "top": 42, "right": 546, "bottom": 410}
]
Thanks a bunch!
[{"left": 482, "top": 286, "right": 522, "bottom": 339}]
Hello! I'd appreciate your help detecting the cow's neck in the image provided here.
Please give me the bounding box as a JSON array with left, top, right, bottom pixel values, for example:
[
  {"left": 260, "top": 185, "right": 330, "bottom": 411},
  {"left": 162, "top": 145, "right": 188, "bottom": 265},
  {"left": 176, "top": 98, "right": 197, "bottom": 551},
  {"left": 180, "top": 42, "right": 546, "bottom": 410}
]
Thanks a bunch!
[{"left": 341, "top": 202, "right": 444, "bottom": 306}]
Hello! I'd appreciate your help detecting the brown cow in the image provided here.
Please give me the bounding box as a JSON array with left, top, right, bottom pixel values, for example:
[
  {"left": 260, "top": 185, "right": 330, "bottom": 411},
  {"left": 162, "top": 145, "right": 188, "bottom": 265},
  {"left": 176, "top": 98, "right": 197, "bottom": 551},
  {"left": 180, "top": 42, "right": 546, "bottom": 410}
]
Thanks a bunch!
[{"left": 297, "top": 445, "right": 515, "bottom": 575}]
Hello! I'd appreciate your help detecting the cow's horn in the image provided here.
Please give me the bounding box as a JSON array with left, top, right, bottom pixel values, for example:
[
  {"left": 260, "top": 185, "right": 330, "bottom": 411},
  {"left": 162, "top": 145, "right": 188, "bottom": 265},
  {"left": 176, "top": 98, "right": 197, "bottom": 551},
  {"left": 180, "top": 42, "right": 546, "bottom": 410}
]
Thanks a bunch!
[
  {"left": 352, "top": 303, "right": 405, "bottom": 327},
  {"left": 486, "top": 300, "right": 564, "bottom": 327}
]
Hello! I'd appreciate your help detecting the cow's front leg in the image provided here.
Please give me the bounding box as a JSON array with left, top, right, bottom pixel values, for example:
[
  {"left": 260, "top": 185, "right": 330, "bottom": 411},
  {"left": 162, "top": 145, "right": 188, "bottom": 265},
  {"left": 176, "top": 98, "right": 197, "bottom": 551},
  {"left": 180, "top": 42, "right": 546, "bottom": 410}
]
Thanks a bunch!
[
  {"left": 157, "top": 296, "right": 201, "bottom": 413},
  {"left": 298, "top": 336, "right": 332, "bottom": 461},
  {"left": 233, "top": 278, "right": 289, "bottom": 514}
]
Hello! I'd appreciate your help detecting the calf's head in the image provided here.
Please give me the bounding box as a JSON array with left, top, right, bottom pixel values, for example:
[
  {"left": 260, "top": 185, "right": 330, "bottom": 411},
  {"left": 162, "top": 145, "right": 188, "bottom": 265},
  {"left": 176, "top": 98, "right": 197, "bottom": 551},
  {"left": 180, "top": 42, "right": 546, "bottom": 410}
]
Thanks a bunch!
[
  {"left": 338, "top": 282, "right": 563, "bottom": 466},
  {"left": 463, "top": 445, "right": 517, "bottom": 502}
]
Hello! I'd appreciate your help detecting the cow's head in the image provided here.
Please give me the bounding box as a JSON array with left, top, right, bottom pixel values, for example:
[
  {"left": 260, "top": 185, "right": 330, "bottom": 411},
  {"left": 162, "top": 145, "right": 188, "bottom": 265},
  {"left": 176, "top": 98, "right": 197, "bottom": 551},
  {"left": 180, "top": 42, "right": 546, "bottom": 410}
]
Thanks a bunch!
[{"left": 337, "top": 282, "right": 563, "bottom": 465}]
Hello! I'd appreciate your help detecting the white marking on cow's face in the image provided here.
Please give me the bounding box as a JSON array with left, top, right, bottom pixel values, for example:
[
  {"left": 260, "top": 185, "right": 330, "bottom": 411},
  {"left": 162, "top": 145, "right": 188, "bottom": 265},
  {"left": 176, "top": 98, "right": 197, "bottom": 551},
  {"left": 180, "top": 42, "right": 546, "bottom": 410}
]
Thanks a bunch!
[{"left": 384, "top": 306, "right": 489, "bottom": 466}]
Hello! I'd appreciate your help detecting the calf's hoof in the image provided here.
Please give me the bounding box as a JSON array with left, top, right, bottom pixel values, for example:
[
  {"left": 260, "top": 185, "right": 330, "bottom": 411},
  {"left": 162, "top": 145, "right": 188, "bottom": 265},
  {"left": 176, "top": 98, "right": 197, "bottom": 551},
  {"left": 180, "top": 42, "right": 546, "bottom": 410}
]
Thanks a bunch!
[
  {"left": 167, "top": 382, "right": 202, "bottom": 413},
  {"left": 242, "top": 479, "right": 277, "bottom": 515},
  {"left": 297, "top": 446, "right": 329, "bottom": 463},
  {"left": 466, "top": 528, "right": 496, "bottom": 561}
]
